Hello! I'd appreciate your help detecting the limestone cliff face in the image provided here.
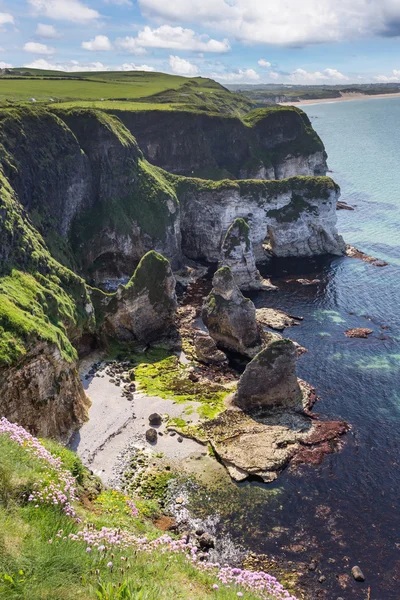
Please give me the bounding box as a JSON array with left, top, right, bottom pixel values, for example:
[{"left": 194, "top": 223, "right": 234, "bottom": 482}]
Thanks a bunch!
[
  {"left": 178, "top": 177, "right": 345, "bottom": 263},
  {"left": 104, "top": 106, "right": 327, "bottom": 180},
  {"left": 0, "top": 343, "right": 89, "bottom": 441}
]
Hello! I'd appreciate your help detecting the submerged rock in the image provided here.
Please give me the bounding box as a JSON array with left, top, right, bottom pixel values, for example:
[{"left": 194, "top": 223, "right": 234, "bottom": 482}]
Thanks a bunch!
[
  {"left": 104, "top": 251, "right": 178, "bottom": 343},
  {"left": 202, "top": 267, "right": 263, "bottom": 358},
  {"left": 234, "top": 339, "right": 302, "bottom": 412},
  {"left": 219, "top": 218, "right": 276, "bottom": 291},
  {"left": 256, "top": 308, "right": 302, "bottom": 331},
  {"left": 344, "top": 328, "right": 373, "bottom": 338},
  {"left": 351, "top": 566, "right": 365, "bottom": 582}
]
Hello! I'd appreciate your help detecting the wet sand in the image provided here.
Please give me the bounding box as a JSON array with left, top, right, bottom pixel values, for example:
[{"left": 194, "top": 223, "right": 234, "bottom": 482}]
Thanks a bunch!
[{"left": 279, "top": 91, "right": 400, "bottom": 107}]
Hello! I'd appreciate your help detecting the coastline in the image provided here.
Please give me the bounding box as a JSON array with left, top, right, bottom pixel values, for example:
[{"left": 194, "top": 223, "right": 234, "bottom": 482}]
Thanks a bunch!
[{"left": 279, "top": 91, "right": 400, "bottom": 106}]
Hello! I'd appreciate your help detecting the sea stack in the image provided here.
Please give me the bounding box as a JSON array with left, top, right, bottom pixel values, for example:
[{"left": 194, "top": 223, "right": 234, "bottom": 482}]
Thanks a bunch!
[
  {"left": 104, "top": 251, "right": 177, "bottom": 343},
  {"left": 202, "top": 266, "right": 262, "bottom": 358},
  {"left": 220, "top": 218, "right": 275, "bottom": 291}
]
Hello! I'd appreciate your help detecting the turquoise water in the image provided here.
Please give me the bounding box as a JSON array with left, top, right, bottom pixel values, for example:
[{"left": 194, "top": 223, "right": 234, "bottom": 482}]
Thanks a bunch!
[{"left": 208, "top": 98, "right": 400, "bottom": 600}]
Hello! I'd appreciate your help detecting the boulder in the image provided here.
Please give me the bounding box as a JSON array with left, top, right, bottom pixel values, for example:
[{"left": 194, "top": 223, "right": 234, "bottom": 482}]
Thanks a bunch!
[
  {"left": 219, "top": 218, "right": 276, "bottom": 291},
  {"left": 351, "top": 566, "right": 365, "bottom": 582},
  {"left": 104, "top": 251, "right": 177, "bottom": 343},
  {"left": 202, "top": 267, "right": 262, "bottom": 358},
  {"left": 234, "top": 338, "right": 302, "bottom": 411},
  {"left": 149, "top": 413, "right": 162, "bottom": 426},
  {"left": 145, "top": 428, "right": 158, "bottom": 443},
  {"left": 194, "top": 331, "right": 227, "bottom": 364}
]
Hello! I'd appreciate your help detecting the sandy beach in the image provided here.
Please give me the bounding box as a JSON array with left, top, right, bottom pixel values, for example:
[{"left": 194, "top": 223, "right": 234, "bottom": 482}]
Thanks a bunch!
[
  {"left": 70, "top": 352, "right": 205, "bottom": 484},
  {"left": 280, "top": 91, "right": 400, "bottom": 107}
]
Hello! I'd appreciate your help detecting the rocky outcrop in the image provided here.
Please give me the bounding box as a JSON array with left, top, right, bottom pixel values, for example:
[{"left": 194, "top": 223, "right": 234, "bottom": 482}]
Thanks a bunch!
[
  {"left": 234, "top": 339, "right": 302, "bottom": 411},
  {"left": 104, "top": 106, "right": 327, "bottom": 180},
  {"left": 194, "top": 331, "right": 227, "bottom": 365},
  {"left": 178, "top": 177, "right": 346, "bottom": 263},
  {"left": 0, "top": 343, "right": 89, "bottom": 442},
  {"left": 219, "top": 218, "right": 276, "bottom": 291},
  {"left": 103, "top": 251, "right": 177, "bottom": 343},
  {"left": 202, "top": 267, "right": 262, "bottom": 358}
]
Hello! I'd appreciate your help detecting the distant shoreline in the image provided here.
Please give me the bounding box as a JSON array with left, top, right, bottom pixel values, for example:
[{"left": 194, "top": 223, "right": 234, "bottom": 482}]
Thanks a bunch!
[{"left": 279, "top": 91, "right": 400, "bottom": 106}]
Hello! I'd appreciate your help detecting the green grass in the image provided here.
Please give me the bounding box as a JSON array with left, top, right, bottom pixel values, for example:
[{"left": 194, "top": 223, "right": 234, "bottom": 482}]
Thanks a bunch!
[
  {"left": 0, "top": 70, "right": 253, "bottom": 116},
  {"left": 0, "top": 431, "right": 266, "bottom": 600}
]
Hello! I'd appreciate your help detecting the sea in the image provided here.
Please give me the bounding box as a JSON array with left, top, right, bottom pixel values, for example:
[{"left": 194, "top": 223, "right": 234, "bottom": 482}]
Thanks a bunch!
[{"left": 191, "top": 97, "right": 400, "bottom": 600}]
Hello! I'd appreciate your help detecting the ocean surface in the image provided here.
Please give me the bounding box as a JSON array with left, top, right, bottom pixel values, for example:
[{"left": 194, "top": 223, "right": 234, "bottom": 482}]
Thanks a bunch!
[{"left": 192, "top": 97, "right": 400, "bottom": 600}]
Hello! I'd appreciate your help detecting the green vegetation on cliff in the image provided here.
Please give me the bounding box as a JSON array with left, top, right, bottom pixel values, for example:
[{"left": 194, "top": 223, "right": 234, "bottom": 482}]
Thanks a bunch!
[{"left": 0, "top": 168, "right": 94, "bottom": 366}]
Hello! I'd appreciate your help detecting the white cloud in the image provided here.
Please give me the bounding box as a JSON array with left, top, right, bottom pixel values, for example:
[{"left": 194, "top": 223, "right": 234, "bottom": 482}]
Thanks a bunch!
[
  {"left": 36, "top": 23, "right": 60, "bottom": 39},
  {"left": 212, "top": 68, "right": 260, "bottom": 83},
  {"left": 114, "top": 37, "right": 147, "bottom": 55},
  {"left": 82, "top": 35, "right": 112, "bottom": 51},
  {"left": 0, "top": 12, "right": 14, "bottom": 26},
  {"left": 118, "top": 63, "right": 155, "bottom": 71},
  {"left": 258, "top": 59, "right": 271, "bottom": 68},
  {"left": 169, "top": 55, "right": 199, "bottom": 76},
  {"left": 23, "top": 58, "right": 156, "bottom": 73},
  {"left": 0, "top": 61, "right": 13, "bottom": 68},
  {"left": 288, "top": 67, "right": 349, "bottom": 83},
  {"left": 24, "top": 58, "right": 108, "bottom": 71},
  {"left": 116, "top": 25, "right": 229, "bottom": 54},
  {"left": 28, "top": 0, "right": 100, "bottom": 23},
  {"left": 375, "top": 69, "right": 400, "bottom": 82},
  {"left": 137, "top": 0, "right": 400, "bottom": 47},
  {"left": 24, "top": 42, "right": 55, "bottom": 55}
]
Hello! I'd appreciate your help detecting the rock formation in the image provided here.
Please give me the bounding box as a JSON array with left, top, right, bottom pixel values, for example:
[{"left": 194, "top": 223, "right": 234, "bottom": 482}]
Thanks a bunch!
[
  {"left": 219, "top": 218, "right": 275, "bottom": 291},
  {"left": 194, "top": 331, "right": 227, "bottom": 365},
  {"left": 0, "top": 343, "right": 89, "bottom": 442},
  {"left": 234, "top": 339, "right": 302, "bottom": 411},
  {"left": 178, "top": 177, "right": 346, "bottom": 263},
  {"left": 202, "top": 267, "right": 262, "bottom": 358},
  {"left": 103, "top": 251, "right": 177, "bottom": 343}
]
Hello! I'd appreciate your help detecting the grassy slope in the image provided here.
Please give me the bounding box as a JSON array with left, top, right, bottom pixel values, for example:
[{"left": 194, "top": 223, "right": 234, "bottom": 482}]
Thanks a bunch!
[
  {"left": 0, "top": 70, "right": 253, "bottom": 116},
  {"left": 0, "top": 432, "right": 263, "bottom": 600}
]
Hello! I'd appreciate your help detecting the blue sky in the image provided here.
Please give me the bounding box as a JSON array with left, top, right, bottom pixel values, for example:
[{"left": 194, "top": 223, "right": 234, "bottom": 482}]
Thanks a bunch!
[{"left": 1, "top": 0, "right": 400, "bottom": 84}]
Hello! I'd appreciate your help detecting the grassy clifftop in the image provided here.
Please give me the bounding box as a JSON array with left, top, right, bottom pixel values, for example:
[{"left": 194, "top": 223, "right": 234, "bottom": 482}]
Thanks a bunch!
[{"left": 0, "top": 69, "right": 253, "bottom": 116}]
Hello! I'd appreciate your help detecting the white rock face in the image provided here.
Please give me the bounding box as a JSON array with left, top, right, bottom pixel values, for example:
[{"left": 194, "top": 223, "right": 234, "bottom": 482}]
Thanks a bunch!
[
  {"left": 274, "top": 151, "right": 327, "bottom": 179},
  {"left": 219, "top": 218, "right": 276, "bottom": 291},
  {"left": 180, "top": 179, "right": 345, "bottom": 263}
]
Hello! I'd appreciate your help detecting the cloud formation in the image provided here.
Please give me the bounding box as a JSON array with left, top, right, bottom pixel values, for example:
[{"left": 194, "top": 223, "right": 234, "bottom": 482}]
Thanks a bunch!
[
  {"left": 82, "top": 35, "right": 113, "bottom": 51},
  {"left": 116, "top": 26, "right": 230, "bottom": 54},
  {"left": 24, "top": 42, "right": 55, "bottom": 55},
  {"left": 36, "top": 23, "right": 61, "bottom": 39},
  {"left": 138, "top": 0, "right": 400, "bottom": 46},
  {"left": 169, "top": 55, "right": 199, "bottom": 75},
  {"left": 28, "top": 0, "right": 100, "bottom": 23}
]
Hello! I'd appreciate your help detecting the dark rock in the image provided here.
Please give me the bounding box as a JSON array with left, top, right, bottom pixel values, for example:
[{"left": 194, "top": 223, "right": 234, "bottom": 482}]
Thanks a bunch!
[
  {"left": 149, "top": 413, "right": 162, "bottom": 426},
  {"left": 145, "top": 428, "right": 158, "bottom": 443},
  {"left": 351, "top": 566, "right": 365, "bottom": 582},
  {"left": 194, "top": 331, "right": 227, "bottom": 365},
  {"left": 198, "top": 532, "right": 215, "bottom": 550},
  {"left": 345, "top": 328, "right": 373, "bottom": 339},
  {"left": 177, "top": 436, "right": 183, "bottom": 443}
]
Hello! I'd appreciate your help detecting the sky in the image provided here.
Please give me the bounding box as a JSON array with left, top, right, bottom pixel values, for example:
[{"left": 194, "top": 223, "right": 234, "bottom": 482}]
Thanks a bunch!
[{"left": 1, "top": 0, "right": 400, "bottom": 84}]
